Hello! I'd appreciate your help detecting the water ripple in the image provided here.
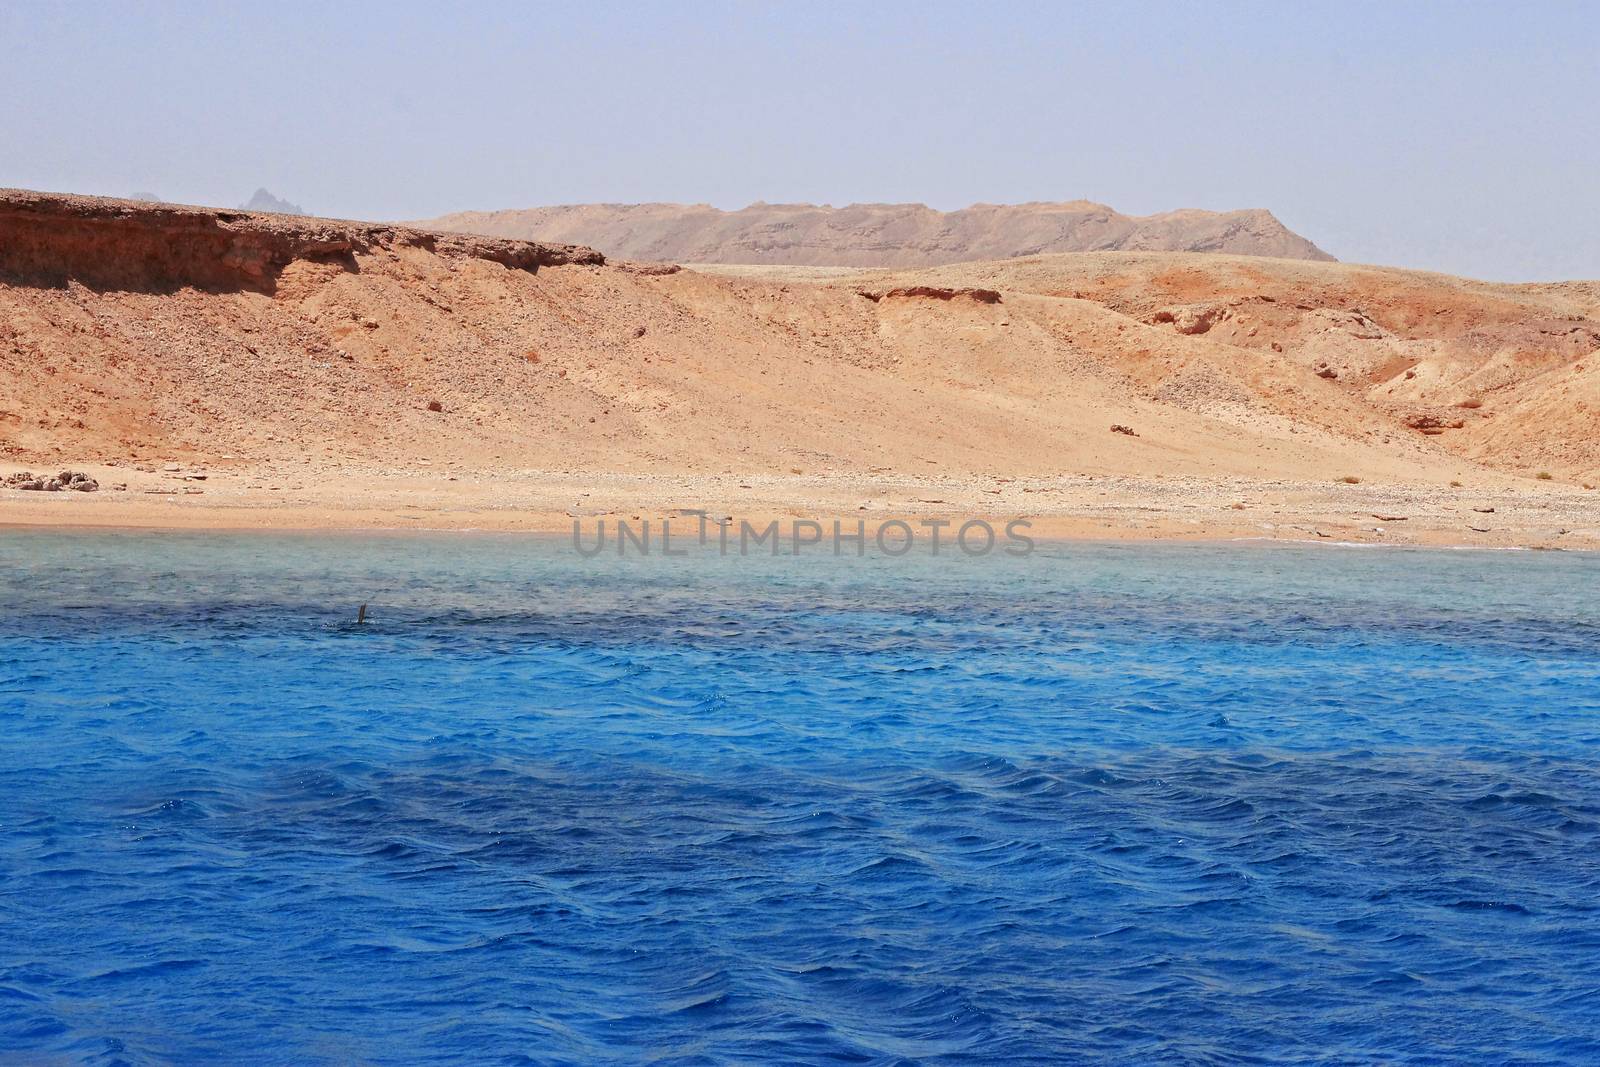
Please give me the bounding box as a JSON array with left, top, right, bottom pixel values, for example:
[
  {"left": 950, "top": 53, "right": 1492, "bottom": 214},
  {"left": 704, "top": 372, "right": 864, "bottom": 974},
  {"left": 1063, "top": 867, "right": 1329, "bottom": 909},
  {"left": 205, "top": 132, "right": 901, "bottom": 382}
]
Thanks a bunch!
[{"left": 1, "top": 533, "right": 1598, "bottom": 1063}]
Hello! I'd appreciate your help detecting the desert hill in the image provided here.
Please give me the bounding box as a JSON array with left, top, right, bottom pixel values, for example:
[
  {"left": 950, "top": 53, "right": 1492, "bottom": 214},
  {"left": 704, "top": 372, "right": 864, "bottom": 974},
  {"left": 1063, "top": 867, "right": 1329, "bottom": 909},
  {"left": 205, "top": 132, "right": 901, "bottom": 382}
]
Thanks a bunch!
[
  {"left": 2, "top": 189, "right": 1597, "bottom": 541},
  {"left": 240, "top": 188, "right": 305, "bottom": 215},
  {"left": 412, "top": 200, "right": 1335, "bottom": 267}
]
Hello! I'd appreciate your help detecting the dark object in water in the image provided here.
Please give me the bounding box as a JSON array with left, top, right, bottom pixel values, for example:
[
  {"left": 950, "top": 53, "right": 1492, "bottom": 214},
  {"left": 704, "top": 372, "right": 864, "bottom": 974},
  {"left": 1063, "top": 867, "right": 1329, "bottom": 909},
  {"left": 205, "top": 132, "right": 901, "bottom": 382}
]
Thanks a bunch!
[{"left": 357, "top": 604, "right": 368, "bottom": 624}]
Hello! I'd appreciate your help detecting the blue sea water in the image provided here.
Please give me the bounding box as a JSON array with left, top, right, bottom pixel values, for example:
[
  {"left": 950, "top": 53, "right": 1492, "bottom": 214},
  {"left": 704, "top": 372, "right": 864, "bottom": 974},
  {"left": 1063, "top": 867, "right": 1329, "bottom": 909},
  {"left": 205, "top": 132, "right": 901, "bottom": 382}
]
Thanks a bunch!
[{"left": 2, "top": 532, "right": 1599, "bottom": 1065}]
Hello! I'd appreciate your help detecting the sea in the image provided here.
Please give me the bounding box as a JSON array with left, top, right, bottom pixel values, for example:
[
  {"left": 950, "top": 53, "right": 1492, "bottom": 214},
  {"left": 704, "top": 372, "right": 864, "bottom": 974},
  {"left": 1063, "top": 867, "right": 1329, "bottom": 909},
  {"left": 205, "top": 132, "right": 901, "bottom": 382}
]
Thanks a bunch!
[{"left": 2, "top": 531, "right": 1597, "bottom": 1064}]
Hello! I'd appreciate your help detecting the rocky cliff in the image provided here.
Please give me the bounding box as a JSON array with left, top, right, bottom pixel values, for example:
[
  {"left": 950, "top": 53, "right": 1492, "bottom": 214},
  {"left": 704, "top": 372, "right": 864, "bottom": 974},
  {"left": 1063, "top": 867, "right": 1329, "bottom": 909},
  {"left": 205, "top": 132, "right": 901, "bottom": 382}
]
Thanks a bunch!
[{"left": 0, "top": 189, "right": 602, "bottom": 294}]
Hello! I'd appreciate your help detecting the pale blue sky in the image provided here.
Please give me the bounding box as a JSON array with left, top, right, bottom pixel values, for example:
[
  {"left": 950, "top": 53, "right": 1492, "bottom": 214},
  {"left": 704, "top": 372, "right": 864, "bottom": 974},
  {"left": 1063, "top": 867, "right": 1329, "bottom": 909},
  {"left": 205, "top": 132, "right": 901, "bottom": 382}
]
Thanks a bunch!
[{"left": 2, "top": 1, "right": 1596, "bottom": 280}]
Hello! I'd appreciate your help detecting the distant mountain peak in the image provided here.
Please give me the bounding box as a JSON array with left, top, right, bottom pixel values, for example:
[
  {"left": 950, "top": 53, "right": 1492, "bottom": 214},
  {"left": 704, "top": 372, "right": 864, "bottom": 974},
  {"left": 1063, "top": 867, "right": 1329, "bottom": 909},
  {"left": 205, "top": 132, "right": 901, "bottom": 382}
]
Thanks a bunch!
[{"left": 240, "top": 188, "right": 304, "bottom": 215}]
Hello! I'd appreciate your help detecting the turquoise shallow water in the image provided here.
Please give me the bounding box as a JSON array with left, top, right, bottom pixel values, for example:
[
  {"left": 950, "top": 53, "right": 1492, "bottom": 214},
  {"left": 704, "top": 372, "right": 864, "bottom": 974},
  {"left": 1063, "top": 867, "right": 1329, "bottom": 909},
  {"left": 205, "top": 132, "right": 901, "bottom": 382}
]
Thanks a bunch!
[{"left": 2, "top": 532, "right": 1598, "bottom": 1064}]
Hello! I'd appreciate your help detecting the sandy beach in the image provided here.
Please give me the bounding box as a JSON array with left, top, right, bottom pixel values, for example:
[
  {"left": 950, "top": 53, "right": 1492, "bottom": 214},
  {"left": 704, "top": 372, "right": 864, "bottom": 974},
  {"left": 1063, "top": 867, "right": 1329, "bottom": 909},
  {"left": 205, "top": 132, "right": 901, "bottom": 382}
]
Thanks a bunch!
[{"left": 4, "top": 463, "right": 1597, "bottom": 550}]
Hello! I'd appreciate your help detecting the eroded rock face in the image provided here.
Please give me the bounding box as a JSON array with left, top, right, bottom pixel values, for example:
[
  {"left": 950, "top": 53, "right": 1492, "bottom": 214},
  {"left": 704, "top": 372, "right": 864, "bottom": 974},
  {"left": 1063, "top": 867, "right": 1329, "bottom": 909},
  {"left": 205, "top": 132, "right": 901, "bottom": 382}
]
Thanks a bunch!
[
  {"left": 0, "top": 188, "right": 603, "bottom": 293},
  {"left": 613, "top": 261, "right": 683, "bottom": 276},
  {"left": 1406, "top": 413, "right": 1466, "bottom": 434},
  {"left": 1151, "top": 304, "right": 1225, "bottom": 335},
  {"left": 857, "top": 286, "right": 1002, "bottom": 304}
]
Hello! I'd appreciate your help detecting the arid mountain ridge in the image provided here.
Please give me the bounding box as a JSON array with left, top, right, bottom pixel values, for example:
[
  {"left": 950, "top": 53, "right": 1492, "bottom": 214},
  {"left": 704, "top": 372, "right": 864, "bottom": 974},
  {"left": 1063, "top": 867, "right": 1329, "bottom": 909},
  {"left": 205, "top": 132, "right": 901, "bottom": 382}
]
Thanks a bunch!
[{"left": 413, "top": 200, "right": 1335, "bottom": 268}]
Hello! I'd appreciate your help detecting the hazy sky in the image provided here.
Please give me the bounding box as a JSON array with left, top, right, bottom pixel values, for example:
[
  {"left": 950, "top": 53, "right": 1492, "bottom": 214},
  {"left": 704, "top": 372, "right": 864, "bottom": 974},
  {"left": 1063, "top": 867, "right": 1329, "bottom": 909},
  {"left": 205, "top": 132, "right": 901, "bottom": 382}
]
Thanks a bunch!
[{"left": 3, "top": 1, "right": 1596, "bottom": 281}]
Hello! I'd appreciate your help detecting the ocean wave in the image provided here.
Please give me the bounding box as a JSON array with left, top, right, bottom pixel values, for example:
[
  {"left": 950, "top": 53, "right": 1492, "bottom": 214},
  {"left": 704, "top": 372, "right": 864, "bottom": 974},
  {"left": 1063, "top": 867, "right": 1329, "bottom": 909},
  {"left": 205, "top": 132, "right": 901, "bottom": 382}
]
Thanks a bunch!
[{"left": 2, "top": 533, "right": 1599, "bottom": 1063}]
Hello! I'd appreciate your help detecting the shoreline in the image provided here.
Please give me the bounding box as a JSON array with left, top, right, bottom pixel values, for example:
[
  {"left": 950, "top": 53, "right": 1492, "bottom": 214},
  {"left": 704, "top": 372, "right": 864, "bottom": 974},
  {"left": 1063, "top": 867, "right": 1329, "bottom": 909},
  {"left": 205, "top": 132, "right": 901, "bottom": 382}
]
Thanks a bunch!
[
  {"left": 3, "top": 522, "right": 1586, "bottom": 556},
  {"left": 4, "top": 464, "right": 1597, "bottom": 551}
]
